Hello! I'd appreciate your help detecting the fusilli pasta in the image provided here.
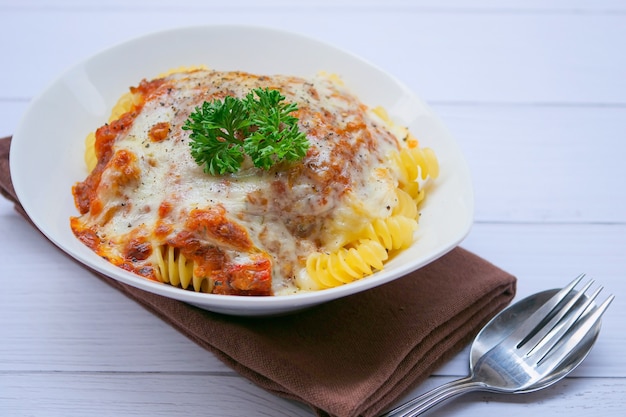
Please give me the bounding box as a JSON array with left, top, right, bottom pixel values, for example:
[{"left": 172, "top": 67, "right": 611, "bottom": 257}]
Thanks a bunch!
[
  {"left": 154, "top": 245, "right": 213, "bottom": 292},
  {"left": 303, "top": 116, "right": 439, "bottom": 290},
  {"left": 393, "top": 146, "right": 439, "bottom": 203},
  {"left": 305, "top": 239, "right": 389, "bottom": 289}
]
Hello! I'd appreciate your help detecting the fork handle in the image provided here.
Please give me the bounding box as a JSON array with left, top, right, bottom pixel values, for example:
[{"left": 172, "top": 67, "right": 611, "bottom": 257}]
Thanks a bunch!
[{"left": 381, "top": 376, "right": 485, "bottom": 417}]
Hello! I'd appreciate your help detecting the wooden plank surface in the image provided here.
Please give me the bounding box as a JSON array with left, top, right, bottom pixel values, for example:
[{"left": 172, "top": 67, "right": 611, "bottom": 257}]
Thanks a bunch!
[{"left": 1, "top": 1, "right": 624, "bottom": 416}]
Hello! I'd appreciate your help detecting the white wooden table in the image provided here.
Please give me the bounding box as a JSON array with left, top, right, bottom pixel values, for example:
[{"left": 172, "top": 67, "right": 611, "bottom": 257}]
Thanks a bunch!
[{"left": 1, "top": 1, "right": 625, "bottom": 416}]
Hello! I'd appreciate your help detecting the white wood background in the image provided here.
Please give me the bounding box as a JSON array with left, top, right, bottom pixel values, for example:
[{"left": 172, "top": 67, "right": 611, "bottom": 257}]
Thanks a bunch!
[{"left": 1, "top": 1, "right": 625, "bottom": 416}]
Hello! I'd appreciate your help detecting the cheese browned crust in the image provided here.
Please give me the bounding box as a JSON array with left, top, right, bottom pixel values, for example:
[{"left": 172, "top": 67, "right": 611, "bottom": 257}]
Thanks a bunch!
[{"left": 71, "top": 69, "right": 405, "bottom": 296}]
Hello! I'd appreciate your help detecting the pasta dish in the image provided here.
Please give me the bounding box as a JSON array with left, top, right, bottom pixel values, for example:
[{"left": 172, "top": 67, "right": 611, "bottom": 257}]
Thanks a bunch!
[{"left": 70, "top": 68, "right": 438, "bottom": 296}]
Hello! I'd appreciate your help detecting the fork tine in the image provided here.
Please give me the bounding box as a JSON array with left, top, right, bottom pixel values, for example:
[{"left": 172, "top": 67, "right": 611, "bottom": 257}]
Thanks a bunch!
[
  {"left": 536, "top": 294, "right": 614, "bottom": 372},
  {"left": 504, "top": 274, "right": 585, "bottom": 345},
  {"left": 524, "top": 284, "right": 601, "bottom": 360}
]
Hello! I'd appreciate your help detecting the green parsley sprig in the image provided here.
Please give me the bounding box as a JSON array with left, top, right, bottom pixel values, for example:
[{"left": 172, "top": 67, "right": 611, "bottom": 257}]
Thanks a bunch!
[{"left": 182, "top": 87, "right": 310, "bottom": 175}]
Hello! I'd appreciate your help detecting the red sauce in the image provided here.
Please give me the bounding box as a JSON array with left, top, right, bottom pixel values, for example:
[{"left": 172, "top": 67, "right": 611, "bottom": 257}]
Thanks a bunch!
[
  {"left": 109, "top": 149, "right": 140, "bottom": 186},
  {"left": 181, "top": 244, "right": 226, "bottom": 279},
  {"left": 149, "top": 122, "right": 170, "bottom": 142},
  {"left": 185, "top": 206, "right": 253, "bottom": 251},
  {"left": 70, "top": 218, "right": 100, "bottom": 251},
  {"left": 130, "top": 78, "right": 167, "bottom": 100},
  {"left": 211, "top": 256, "right": 272, "bottom": 296},
  {"left": 158, "top": 201, "right": 173, "bottom": 218},
  {"left": 94, "top": 111, "right": 137, "bottom": 160},
  {"left": 123, "top": 236, "right": 153, "bottom": 262},
  {"left": 154, "top": 220, "right": 173, "bottom": 239}
]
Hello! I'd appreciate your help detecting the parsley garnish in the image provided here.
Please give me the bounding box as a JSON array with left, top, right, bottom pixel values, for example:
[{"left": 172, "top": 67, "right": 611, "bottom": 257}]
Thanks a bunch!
[{"left": 182, "top": 87, "right": 310, "bottom": 175}]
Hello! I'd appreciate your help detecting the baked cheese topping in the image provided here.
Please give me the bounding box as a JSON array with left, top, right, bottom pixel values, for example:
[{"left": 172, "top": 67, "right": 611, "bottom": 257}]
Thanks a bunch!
[{"left": 70, "top": 69, "right": 433, "bottom": 296}]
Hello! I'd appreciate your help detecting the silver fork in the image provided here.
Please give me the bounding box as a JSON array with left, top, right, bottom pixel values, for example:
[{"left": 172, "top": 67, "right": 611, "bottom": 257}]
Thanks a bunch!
[{"left": 381, "top": 275, "right": 614, "bottom": 416}]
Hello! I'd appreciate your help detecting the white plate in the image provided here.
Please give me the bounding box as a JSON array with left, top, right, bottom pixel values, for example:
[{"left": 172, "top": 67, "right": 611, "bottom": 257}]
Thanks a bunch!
[{"left": 11, "top": 25, "right": 474, "bottom": 316}]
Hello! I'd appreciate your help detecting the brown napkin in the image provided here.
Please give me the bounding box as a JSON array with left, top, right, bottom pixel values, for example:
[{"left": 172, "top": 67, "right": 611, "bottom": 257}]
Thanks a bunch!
[{"left": 1, "top": 135, "right": 515, "bottom": 417}]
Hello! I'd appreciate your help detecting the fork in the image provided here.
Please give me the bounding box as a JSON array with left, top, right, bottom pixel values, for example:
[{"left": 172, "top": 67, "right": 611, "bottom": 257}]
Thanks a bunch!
[{"left": 381, "top": 274, "right": 614, "bottom": 416}]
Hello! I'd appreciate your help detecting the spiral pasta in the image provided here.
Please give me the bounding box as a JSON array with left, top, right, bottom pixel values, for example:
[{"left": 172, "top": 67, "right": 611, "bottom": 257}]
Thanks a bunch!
[
  {"left": 393, "top": 146, "right": 439, "bottom": 202},
  {"left": 305, "top": 239, "right": 389, "bottom": 289},
  {"left": 108, "top": 91, "right": 142, "bottom": 122},
  {"left": 362, "top": 215, "right": 417, "bottom": 251},
  {"left": 392, "top": 187, "right": 419, "bottom": 219},
  {"left": 84, "top": 132, "right": 97, "bottom": 172},
  {"left": 154, "top": 245, "right": 213, "bottom": 293},
  {"left": 303, "top": 136, "right": 438, "bottom": 290}
]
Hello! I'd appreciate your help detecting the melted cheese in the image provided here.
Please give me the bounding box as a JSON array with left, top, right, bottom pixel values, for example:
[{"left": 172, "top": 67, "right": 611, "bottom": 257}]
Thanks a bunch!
[{"left": 71, "top": 69, "right": 404, "bottom": 296}]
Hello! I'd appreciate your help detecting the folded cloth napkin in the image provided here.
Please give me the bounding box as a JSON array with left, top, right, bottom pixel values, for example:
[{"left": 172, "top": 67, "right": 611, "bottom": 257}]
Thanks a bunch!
[{"left": 0, "top": 135, "right": 516, "bottom": 417}]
